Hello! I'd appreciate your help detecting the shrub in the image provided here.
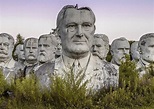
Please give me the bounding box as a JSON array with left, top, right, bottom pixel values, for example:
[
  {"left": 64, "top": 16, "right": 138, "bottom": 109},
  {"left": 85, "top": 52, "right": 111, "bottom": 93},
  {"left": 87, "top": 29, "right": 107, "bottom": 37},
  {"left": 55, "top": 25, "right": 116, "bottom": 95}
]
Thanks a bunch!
[
  {"left": 1, "top": 59, "right": 154, "bottom": 108},
  {"left": 49, "top": 68, "right": 93, "bottom": 109}
]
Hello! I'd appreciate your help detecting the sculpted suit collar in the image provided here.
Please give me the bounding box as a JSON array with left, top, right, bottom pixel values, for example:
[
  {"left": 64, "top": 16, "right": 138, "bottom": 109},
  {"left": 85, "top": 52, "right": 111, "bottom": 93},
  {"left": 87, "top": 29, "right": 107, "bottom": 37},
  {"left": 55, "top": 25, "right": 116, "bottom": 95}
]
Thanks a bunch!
[
  {"left": 139, "top": 58, "right": 150, "bottom": 67},
  {"left": 136, "top": 58, "right": 151, "bottom": 77},
  {"left": 54, "top": 53, "right": 108, "bottom": 90},
  {"left": 24, "top": 61, "right": 38, "bottom": 67},
  {"left": 62, "top": 53, "right": 91, "bottom": 69},
  {"left": 54, "top": 53, "right": 98, "bottom": 74},
  {"left": 0, "top": 58, "right": 15, "bottom": 69},
  {"left": 110, "top": 59, "right": 119, "bottom": 72}
]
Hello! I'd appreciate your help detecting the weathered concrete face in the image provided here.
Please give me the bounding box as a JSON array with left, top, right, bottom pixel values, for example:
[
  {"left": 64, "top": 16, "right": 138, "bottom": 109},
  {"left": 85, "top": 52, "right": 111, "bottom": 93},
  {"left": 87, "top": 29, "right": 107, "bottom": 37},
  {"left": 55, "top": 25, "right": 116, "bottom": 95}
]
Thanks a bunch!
[
  {"left": 58, "top": 8, "right": 95, "bottom": 59},
  {"left": 24, "top": 38, "right": 38, "bottom": 64},
  {"left": 140, "top": 37, "right": 154, "bottom": 63},
  {"left": 111, "top": 39, "right": 130, "bottom": 66},
  {"left": 38, "top": 36, "right": 56, "bottom": 63},
  {"left": 15, "top": 44, "right": 25, "bottom": 61},
  {"left": 131, "top": 41, "right": 140, "bottom": 61},
  {"left": 0, "top": 36, "right": 10, "bottom": 62},
  {"left": 55, "top": 42, "right": 62, "bottom": 57},
  {"left": 92, "top": 34, "right": 109, "bottom": 60}
]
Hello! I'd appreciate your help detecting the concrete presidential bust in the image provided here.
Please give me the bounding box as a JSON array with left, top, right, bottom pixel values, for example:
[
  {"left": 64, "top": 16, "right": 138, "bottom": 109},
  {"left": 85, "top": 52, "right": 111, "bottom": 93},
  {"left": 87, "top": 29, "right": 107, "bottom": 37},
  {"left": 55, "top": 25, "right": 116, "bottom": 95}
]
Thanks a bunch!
[
  {"left": 23, "top": 38, "right": 38, "bottom": 76},
  {"left": 110, "top": 37, "right": 130, "bottom": 68},
  {"left": 14, "top": 43, "right": 25, "bottom": 64},
  {"left": 14, "top": 43, "right": 25, "bottom": 73},
  {"left": 34, "top": 34, "right": 57, "bottom": 88},
  {"left": 24, "top": 38, "right": 38, "bottom": 66},
  {"left": 0, "top": 33, "right": 15, "bottom": 66},
  {"left": 92, "top": 34, "right": 118, "bottom": 87},
  {"left": 54, "top": 5, "right": 109, "bottom": 90},
  {"left": 56, "top": 5, "right": 95, "bottom": 59},
  {"left": 38, "top": 34, "right": 57, "bottom": 64},
  {"left": 92, "top": 34, "right": 109, "bottom": 61},
  {"left": 136, "top": 33, "right": 154, "bottom": 77},
  {"left": 130, "top": 41, "right": 140, "bottom": 62},
  {"left": 0, "top": 33, "right": 16, "bottom": 82}
]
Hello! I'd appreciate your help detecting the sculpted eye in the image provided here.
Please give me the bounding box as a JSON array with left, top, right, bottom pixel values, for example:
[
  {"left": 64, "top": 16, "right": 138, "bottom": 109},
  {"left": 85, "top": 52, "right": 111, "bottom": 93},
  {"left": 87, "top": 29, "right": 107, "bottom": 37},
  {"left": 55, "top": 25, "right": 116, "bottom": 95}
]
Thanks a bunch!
[
  {"left": 4, "top": 43, "right": 9, "bottom": 46},
  {"left": 66, "top": 23, "right": 77, "bottom": 31},
  {"left": 67, "top": 24, "right": 76, "bottom": 28},
  {"left": 97, "top": 44, "right": 101, "bottom": 47},
  {"left": 26, "top": 47, "right": 30, "bottom": 49},
  {"left": 32, "top": 47, "right": 37, "bottom": 49},
  {"left": 148, "top": 45, "right": 154, "bottom": 47},
  {"left": 82, "top": 23, "right": 92, "bottom": 31},
  {"left": 117, "top": 48, "right": 123, "bottom": 50},
  {"left": 82, "top": 23, "right": 92, "bottom": 27},
  {"left": 44, "top": 44, "right": 50, "bottom": 47},
  {"left": 125, "top": 48, "right": 130, "bottom": 50}
]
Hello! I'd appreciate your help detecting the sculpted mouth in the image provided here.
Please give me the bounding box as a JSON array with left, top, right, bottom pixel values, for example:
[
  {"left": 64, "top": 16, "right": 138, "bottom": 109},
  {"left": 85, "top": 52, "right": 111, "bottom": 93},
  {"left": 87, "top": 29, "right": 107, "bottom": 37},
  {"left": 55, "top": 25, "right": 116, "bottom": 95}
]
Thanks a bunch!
[
  {"left": 28, "top": 54, "right": 35, "bottom": 57},
  {"left": 40, "top": 53, "right": 45, "bottom": 55},
  {"left": 73, "top": 40, "right": 86, "bottom": 44},
  {"left": 0, "top": 51, "right": 8, "bottom": 55},
  {"left": 73, "top": 40, "right": 86, "bottom": 42}
]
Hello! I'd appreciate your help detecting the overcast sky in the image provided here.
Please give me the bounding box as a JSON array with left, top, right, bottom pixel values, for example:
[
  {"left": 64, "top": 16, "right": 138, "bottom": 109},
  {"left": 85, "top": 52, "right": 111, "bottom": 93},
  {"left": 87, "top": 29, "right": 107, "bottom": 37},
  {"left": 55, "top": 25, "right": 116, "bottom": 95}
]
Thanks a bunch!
[{"left": 0, "top": 0, "right": 154, "bottom": 43}]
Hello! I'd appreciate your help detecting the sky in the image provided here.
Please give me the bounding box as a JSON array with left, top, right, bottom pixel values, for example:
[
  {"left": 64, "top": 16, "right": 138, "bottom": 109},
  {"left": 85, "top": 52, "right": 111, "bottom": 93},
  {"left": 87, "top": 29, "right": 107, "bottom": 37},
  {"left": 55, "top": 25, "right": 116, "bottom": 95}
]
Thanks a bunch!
[{"left": 0, "top": 0, "right": 154, "bottom": 43}]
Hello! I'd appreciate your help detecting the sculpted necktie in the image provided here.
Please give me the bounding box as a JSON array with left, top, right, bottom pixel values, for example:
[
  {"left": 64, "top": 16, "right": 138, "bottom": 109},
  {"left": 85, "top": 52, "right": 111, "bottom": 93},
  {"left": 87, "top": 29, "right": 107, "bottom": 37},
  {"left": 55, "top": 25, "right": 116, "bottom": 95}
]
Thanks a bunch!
[{"left": 72, "top": 60, "right": 81, "bottom": 76}]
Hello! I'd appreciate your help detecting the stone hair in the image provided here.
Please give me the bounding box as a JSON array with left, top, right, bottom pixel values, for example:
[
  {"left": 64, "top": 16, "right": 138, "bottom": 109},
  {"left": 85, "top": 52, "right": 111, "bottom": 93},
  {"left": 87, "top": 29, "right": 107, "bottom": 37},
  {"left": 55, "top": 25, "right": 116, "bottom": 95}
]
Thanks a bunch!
[
  {"left": 56, "top": 4, "right": 96, "bottom": 29},
  {"left": 13, "top": 43, "right": 24, "bottom": 61},
  {"left": 0, "top": 33, "right": 14, "bottom": 46},
  {"left": 38, "top": 34, "right": 57, "bottom": 46},
  {"left": 111, "top": 37, "right": 128, "bottom": 51},
  {"left": 24, "top": 38, "right": 38, "bottom": 50},
  {"left": 138, "top": 33, "right": 154, "bottom": 47},
  {"left": 94, "top": 34, "right": 109, "bottom": 50}
]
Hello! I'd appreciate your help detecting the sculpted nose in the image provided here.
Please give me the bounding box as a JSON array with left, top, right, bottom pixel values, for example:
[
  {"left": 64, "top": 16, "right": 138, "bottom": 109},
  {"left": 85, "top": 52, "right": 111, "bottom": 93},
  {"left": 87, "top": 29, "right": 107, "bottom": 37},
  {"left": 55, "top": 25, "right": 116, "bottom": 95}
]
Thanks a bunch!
[
  {"left": 0, "top": 44, "right": 5, "bottom": 50},
  {"left": 29, "top": 47, "right": 33, "bottom": 53},
  {"left": 76, "top": 25, "right": 83, "bottom": 37},
  {"left": 40, "top": 46, "right": 44, "bottom": 51},
  {"left": 123, "top": 48, "right": 129, "bottom": 54},
  {"left": 93, "top": 45, "right": 97, "bottom": 52}
]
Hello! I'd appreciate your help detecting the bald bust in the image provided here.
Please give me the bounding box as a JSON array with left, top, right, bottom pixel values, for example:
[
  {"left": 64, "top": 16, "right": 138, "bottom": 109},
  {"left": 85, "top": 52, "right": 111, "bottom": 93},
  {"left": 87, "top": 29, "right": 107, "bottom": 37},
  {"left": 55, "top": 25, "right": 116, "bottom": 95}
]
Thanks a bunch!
[{"left": 136, "top": 33, "right": 154, "bottom": 77}]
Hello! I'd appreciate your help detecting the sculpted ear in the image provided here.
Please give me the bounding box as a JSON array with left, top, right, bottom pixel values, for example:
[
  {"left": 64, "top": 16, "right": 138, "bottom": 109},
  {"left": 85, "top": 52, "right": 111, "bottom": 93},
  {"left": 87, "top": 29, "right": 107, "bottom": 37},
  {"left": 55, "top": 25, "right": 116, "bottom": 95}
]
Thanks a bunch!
[
  {"left": 94, "top": 25, "right": 96, "bottom": 32},
  {"left": 56, "top": 28, "right": 61, "bottom": 39},
  {"left": 137, "top": 46, "right": 142, "bottom": 54},
  {"left": 110, "top": 49, "right": 114, "bottom": 56}
]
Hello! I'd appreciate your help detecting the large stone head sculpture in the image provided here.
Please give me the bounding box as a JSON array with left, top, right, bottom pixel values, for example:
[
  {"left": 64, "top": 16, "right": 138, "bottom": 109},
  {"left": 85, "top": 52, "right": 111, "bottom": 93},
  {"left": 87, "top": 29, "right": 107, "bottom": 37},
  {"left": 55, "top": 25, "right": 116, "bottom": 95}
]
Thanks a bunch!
[
  {"left": 111, "top": 37, "right": 130, "bottom": 66},
  {"left": 92, "top": 34, "right": 109, "bottom": 60},
  {"left": 24, "top": 38, "right": 38, "bottom": 64},
  {"left": 38, "top": 34, "right": 57, "bottom": 63},
  {"left": 55, "top": 39, "right": 62, "bottom": 58},
  {"left": 130, "top": 41, "right": 140, "bottom": 61},
  {"left": 56, "top": 5, "right": 96, "bottom": 59},
  {"left": 0, "top": 33, "right": 14, "bottom": 62},
  {"left": 138, "top": 33, "right": 154, "bottom": 63},
  {"left": 14, "top": 43, "right": 25, "bottom": 62}
]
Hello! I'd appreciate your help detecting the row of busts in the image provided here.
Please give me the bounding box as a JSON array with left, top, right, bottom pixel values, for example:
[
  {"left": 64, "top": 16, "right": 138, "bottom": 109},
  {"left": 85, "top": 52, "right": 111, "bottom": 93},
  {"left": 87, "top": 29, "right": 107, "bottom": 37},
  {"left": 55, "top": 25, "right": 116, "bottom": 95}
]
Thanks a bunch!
[
  {"left": 0, "top": 32, "right": 154, "bottom": 90},
  {"left": 0, "top": 33, "right": 61, "bottom": 85}
]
